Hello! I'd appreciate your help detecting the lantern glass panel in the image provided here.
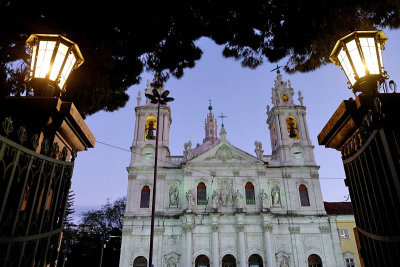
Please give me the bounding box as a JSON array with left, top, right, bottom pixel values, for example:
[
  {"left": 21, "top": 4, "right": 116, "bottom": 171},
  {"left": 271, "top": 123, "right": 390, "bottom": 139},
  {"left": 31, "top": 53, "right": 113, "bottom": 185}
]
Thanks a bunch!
[
  {"left": 338, "top": 48, "right": 356, "bottom": 85},
  {"left": 49, "top": 43, "right": 69, "bottom": 82},
  {"left": 59, "top": 52, "right": 76, "bottom": 89},
  {"left": 360, "top": 37, "right": 379, "bottom": 75},
  {"left": 30, "top": 44, "right": 37, "bottom": 77},
  {"left": 346, "top": 40, "right": 366, "bottom": 78},
  {"left": 35, "top": 41, "right": 56, "bottom": 78}
]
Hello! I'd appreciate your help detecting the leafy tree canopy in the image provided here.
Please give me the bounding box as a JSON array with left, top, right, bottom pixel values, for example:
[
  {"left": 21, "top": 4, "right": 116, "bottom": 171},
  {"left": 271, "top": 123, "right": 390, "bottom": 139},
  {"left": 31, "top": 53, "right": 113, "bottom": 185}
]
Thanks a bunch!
[{"left": 1, "top": 0, "right": 399, "bottom": 116}]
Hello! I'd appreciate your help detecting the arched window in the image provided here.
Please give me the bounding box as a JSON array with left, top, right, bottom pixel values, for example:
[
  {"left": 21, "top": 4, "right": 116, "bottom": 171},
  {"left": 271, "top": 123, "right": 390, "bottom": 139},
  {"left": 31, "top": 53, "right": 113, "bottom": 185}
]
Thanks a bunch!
[
  {"left": 140, "top": 186, "right": 150, "bottom": 208},
  {"left": 299, "top": 184, "right": 310, "bottom": 206},
  {"left": 222, "top": 254, "right": 237, "bottom": 267},
  {"left": 145, "top": 116, "right": 157, "bottom": 140},
  {"left": 195, "top": 254, "right": 210, "bottom": 267},
  {"left": 286, "top": 116, "right": 299, "bottom": 139},
  {"left": 133, "top": 256, "right": 147, "bottom": 267},
  {"left": 197, "top": 182, "right": 207, "bottom": 205},
  {"left": 308, "top": 254, "right": 322, "bottom": 267},
  {"left": 248, "top": 254, "right": 263, "bottom": 267},
  {"left": 245, "top": 182, "right": 255, "bottom": 205}
]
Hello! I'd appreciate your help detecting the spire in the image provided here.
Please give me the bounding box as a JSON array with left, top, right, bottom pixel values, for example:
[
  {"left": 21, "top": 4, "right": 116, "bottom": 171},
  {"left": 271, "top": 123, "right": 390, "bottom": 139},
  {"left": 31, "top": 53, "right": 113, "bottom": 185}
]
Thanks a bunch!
[
  {"left": 271, "top": 71, "right": 295, "bottom": 107},
  {"left": 203, "top": 101, "right": 218, "bottom": 143},
  {"left": 219, "top": 124, "right": 227, "bottom": 142}
]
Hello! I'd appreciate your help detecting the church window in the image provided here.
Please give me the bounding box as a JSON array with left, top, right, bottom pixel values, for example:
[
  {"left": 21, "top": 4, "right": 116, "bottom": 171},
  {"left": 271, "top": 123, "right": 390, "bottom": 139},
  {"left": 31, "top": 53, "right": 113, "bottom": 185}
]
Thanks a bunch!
[
  {"left": 308, "top": 254, "right": 322, "bottom": 267},
  {"left": 145, "top": 116, "right": 157, "bottom": 140},
  {"left": 248, "top": 254, "right": 263, "bottom": 267},
  {"left": 195, "top": 254, "right": 210, "bottom": 267},
  {"left": 197, "top": 182, "right": 207, "bottom": 205},
  {"left": 286, "top": 116, "right": 299, "bottom": 139},
  {"left": 299, "top": 184, "right": 310, "bottom": 206},
  {"left": 222, "top": 254, "right": 237, "bottom": 267},
  {"left": 245, "top": 182, "right": 255, "bottom": 205},
  {"left": 339, "top": 229, "right": 350, "bottom": 239},
  {"left": 133, "top": 256, "right": 148, "bottom": 267},
  {"left": 140, "top": 186, "right": 150, "bottom": 208}
]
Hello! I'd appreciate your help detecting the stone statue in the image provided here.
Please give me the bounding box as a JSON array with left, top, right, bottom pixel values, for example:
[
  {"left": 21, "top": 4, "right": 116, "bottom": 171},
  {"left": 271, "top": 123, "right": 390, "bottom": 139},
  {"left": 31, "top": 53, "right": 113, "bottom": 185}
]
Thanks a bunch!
[
  {"left": 137, "top": 90, "right": 142, "bottom": 106},
  {"left": 167, "top": 263, "right": 176, "bottom": 267},
  {"left": 183, "top": 141, "right": 193, "bottom": 161},
  {"left": 212, "top": 190, "right": 219, "bottom": 209},
  {"left": 186, "top": 189, "right": 195, "bottom": 210},
  {"left": 266, "top": 104, "right": 270, "bottom": 113},
  {"left": 260, "top": 189, "right": 269, "bottom": 209},
  {"left": 280, "top": 260, "right": 289, "bottom": 267},
  {"left": 169, "top": 184, "right": 179, "bottom": 207},
  {"left": 232, "top": 189, "right": 243, "bottom": 208},
  {"left": 255, "top": 141, "right": 264, "bottom": 160},
  {"left": 271, "top": 185, "right": 282, "bottom": 206},
  {"left": 298, "top": 90, "right": 304, "bottom": 106}
]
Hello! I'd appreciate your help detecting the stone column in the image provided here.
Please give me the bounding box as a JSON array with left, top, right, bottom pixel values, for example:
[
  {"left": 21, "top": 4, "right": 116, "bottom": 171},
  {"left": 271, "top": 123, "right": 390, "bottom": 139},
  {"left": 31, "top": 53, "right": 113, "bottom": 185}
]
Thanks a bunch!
[
  {"left": 212, "top": 224, "right": 219, "bottom": 267},
  {"left": 184, "top": 224, "right": 194, "bottom": 267},
  {"left": 237, "top": 224, "right": 247, "bottom": 267},
  {"left": 263, "top": 223, "right": 275, "bottom": 267}
]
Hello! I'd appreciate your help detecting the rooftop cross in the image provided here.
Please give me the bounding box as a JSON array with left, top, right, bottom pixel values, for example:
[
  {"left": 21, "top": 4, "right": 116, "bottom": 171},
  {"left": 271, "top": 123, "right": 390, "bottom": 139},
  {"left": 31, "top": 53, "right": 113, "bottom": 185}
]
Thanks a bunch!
[
  {"left": 218, "top": 113, "right": 227, "bottom": 127},
  {"left": 271, "top": 64, "right": 283, "bottom": 74}
]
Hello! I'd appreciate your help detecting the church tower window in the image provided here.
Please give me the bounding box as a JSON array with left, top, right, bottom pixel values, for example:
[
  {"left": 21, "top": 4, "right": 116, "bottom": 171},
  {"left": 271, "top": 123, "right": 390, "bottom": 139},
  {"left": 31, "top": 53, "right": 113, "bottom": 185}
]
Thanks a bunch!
[
  {"left": 299, "top": 184, "right": 310, "bottom": 206},
  {"left": 145, "top": 116, "right": 157, "bottom": 140},
  {"left": 133, "top": 256, "right": 148, "bottom": 267},
  {"left": 308, "top": 254, "right": 323, "bottom": 267},
  {"left": 245, "top": 182, "right": 255, "bottom": 205},
  {"left": 286, "top": 116, "right": 299, "bottom": 139},
  {"left": 197, "top": 182, "right": 207, "bottom": 205},
  {"left": 140, "top": 186, "right": 150, "bottom": 208}
]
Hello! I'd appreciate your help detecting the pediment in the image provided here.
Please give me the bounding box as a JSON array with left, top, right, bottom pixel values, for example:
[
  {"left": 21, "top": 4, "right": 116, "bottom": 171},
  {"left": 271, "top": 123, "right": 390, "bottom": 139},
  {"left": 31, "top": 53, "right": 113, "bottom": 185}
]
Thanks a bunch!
[{"left": 187, "top": 142, "right": 262, "bottom": 164}]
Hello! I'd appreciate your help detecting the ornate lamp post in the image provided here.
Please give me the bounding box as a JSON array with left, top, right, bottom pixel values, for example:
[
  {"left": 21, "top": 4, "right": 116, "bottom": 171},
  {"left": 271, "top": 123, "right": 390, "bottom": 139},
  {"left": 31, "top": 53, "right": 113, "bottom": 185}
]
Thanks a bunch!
[
  {"left": 0, "top": 34, "right": 95, "bottom": 266},
  {"left": 318, "top": 30, "right": 400, "bottom": 266},
  {"left": 329, "top": 30, "right": 388, "bottom": 95},
  {"left": 144, "top": 88, "right": 174, "bottom": 267},
  {"left": 25, "top": 34, "right": 84, "bottom": 97}
]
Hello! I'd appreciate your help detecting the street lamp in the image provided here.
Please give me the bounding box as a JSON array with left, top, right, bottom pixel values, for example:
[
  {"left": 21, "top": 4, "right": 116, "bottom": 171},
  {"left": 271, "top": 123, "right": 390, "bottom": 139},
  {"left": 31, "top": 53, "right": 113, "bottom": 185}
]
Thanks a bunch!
[
  {"left": 144, "top": 88, "right": 174, "bottom": 267},
  {"left": 25, "top": 34, "right": 84, "bottom": 97},
  {"left": 329, "top": 30, "right": 388, "bottom": 95}
]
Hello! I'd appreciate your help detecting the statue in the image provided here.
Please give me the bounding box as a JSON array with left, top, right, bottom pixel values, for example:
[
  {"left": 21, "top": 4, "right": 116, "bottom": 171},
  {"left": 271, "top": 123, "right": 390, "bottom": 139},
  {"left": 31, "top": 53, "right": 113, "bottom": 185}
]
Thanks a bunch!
[
  {"left": 255, "top": 141, "right": 264, "bottom": 159},
  {"left": 280, "top": 260, "right": 289, "bottom": 267},
  {"left": 137, "top": 90, "right": 142, "bottom": 106},
  {"left": 183, "top": 141, "right": 193, "bottom": 161},
  {"left": 169, "top": 184, "right": 179, "bottom": 207},
  {"left": 298, "top": 90, "right": 304, "bottom": 106},
  {"left": 186, "top": 189, "right": 195, "bottom": 210},
  {"left": 260, "top": 189, "right": 269, "bottom": 209},
  {"left": 212, "top": 190, "right": 219, "bottom": 209},
  {"left": 271, "top": 185, "right": 282, "bottom": 206},
  {"left": 232, "top": 190, "right": 243, "bottom": 208}
]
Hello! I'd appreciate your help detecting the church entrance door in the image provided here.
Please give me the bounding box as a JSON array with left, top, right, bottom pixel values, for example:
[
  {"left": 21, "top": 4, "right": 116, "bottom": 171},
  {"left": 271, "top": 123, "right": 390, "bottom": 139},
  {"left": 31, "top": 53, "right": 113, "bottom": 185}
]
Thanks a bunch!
[
  {"left": 222, "top": 254, "right": 237, "bottom": 267},
  {"left": 195, "top": 254, "right": 210, "bottom": 267}
]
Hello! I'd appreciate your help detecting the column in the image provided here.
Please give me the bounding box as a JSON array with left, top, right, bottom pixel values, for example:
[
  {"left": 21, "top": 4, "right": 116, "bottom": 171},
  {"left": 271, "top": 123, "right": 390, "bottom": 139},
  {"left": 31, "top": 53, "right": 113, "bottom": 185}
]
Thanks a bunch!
[
  {"left": 185, "top": 224, "right": 194, "bottom": 267},
  {"left": 237, "top": 224, "right": 246, "bottom": 267},
  {"left": 212, "top": 224, "right": 219, "bottom": 267},
  {"left": 262, "top": 223, "right": 275, "bottom": 267}
]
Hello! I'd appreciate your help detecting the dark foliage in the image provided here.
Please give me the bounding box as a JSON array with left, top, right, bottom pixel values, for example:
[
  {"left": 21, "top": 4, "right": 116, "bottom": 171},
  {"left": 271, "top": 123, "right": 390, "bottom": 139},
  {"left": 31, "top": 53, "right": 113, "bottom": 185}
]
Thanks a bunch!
[
  {"left": 59, "top": 197, "right": 126, "bottom": 267},
  {"left": 1, "top": 1, "right": 399, "bottom": 116}
]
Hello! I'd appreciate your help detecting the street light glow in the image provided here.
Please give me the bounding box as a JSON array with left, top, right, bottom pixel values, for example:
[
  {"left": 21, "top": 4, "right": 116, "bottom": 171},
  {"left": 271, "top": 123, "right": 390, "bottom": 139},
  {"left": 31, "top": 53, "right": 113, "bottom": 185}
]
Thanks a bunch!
[
  {"left": 26, "top": 34, "right": 84, "bottom": 95},
  {"left": 330, "top": 30, "right": 388, "bottom": 94}
]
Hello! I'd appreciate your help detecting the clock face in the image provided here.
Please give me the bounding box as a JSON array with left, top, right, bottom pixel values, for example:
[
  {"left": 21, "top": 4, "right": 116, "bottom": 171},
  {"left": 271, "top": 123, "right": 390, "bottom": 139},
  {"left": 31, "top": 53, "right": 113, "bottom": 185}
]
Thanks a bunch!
[{"left": 291, "top": 147, "right": 304, "bottom": 162}]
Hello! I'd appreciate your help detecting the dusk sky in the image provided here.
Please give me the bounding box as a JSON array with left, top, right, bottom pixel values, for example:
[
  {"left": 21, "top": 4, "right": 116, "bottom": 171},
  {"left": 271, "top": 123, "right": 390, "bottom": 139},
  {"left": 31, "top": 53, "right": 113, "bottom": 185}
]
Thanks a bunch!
[{"left": 70, "top": 28, "right": 400, "bottom": 216}]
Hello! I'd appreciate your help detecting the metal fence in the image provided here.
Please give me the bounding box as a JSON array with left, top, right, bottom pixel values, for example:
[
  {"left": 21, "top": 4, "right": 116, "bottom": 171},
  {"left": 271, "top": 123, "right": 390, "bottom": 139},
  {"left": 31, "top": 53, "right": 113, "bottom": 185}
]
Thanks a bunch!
[{"left": 0, "top": 118, "right": 74, "bottom": 267}]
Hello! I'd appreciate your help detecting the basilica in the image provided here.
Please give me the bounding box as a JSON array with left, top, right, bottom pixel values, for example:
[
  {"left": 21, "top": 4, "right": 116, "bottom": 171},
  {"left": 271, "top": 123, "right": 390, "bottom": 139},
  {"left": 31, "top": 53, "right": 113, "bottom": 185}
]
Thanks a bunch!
[{"left": 119, "top": 73, "right": 344, "bottom": 267}]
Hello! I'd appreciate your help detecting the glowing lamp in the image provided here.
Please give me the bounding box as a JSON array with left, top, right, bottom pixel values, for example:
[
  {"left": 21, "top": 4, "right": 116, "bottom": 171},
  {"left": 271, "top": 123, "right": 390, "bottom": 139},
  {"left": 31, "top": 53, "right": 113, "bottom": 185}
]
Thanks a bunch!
[
  {"left": 26, "top": 34, "right": 84, "bottom": 96},
  {"left": 330, "top": 30, "right": 388, "bottom": 95}
]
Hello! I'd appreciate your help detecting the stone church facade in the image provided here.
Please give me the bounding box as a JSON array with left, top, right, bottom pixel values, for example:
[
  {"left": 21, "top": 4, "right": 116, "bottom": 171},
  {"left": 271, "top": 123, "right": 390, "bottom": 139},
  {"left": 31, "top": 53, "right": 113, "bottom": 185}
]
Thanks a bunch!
[{"left": 120, "top": 73, "right": 344, "bottom": 267}]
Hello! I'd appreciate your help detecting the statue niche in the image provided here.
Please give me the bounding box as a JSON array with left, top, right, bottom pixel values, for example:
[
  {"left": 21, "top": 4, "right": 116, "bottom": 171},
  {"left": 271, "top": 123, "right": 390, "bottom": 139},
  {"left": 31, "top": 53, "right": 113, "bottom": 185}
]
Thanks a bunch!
[{"left": 145, "top": 116, "right": 157, "bottom": 140}]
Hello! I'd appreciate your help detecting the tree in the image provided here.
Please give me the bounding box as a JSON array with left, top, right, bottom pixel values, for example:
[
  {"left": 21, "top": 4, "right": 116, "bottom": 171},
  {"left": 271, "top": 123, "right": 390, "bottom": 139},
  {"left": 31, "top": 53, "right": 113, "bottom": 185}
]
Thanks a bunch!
[
  {"left": 64, "top": 197, "right": 126, "bottom": 267},
  {"left": 1, "top": 1, "right": 399, "bottom": 116}
]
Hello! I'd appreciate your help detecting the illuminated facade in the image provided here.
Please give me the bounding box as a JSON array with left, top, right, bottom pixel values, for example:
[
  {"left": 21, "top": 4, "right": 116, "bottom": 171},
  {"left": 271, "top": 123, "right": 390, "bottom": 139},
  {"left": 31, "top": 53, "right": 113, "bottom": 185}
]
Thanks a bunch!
[{"left": 120, "top": 73, "right": 344, "bottom": 267}]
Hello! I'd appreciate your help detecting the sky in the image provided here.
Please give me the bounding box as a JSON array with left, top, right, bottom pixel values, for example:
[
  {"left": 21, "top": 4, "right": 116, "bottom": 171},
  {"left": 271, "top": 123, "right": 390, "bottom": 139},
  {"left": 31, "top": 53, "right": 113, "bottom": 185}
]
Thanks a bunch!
[{"left": 70, "top": 29, "right": 400, "bottom": 217}]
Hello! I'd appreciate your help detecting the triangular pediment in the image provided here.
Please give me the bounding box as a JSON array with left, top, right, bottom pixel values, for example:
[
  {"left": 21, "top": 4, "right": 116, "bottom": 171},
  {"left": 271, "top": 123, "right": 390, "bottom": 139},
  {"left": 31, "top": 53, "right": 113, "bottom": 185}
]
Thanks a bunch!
[{"left": 187, "top": 142, "right": 263, "bottom": 164}]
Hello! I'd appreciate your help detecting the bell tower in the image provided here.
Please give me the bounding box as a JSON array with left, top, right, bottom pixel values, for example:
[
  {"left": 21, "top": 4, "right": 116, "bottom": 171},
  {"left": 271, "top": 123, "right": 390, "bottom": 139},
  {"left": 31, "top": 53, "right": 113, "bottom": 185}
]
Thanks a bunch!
[
  {"left": 266, "top": 71, "right": 316, "bottom": 166},
  {"left": 130, "top": 80, "right": 172, "bottom": 167},
  {"left": 203, "top": 101, "right": 218, "bottom": 144}
]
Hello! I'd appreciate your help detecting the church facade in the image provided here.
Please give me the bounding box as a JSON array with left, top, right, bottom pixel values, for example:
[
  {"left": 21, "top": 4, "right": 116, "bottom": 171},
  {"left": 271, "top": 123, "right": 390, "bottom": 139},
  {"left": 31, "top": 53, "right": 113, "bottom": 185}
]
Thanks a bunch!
[{"left": 120, "top": 73, "right": 344, "bottom": 267}]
